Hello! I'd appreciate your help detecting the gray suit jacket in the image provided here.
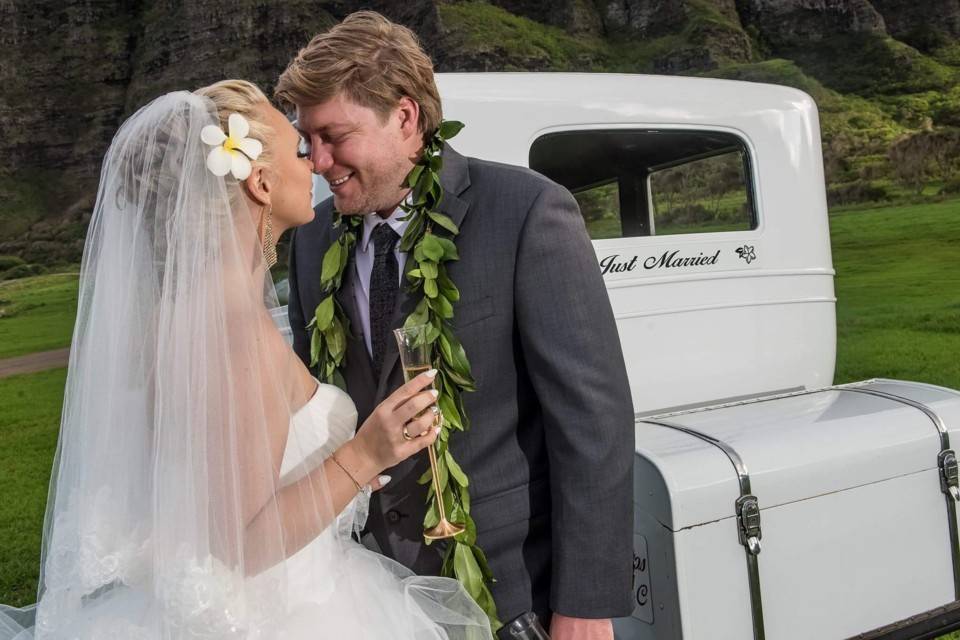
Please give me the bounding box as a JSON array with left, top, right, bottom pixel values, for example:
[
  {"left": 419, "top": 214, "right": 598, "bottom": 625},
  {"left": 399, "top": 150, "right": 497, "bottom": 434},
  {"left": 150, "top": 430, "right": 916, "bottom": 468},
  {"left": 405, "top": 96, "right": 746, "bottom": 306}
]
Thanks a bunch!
[{"left": 288, "top": 144, "right": 634, "bottom": 624}]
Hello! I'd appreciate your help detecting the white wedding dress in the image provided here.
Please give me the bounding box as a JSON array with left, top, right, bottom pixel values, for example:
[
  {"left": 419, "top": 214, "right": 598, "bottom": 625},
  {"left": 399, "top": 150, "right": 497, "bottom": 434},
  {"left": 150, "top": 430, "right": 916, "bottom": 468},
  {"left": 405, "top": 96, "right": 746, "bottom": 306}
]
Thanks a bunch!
[
  {"left": 1, "top": 382, "right": 489, "bottom": 640},
  {"left": 267, "top": 381, "right": 489, "bottom": 639},
  {"left": 0, "top": 91, "right": 492, "bottom": 640}
]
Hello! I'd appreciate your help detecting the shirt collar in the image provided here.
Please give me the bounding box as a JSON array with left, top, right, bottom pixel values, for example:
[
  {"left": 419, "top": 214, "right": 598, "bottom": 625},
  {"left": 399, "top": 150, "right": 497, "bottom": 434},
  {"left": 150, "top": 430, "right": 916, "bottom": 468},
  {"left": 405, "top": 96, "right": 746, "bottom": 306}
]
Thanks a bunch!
[{"left": 360, "top": 195, "right": 412, "bottom": 252}]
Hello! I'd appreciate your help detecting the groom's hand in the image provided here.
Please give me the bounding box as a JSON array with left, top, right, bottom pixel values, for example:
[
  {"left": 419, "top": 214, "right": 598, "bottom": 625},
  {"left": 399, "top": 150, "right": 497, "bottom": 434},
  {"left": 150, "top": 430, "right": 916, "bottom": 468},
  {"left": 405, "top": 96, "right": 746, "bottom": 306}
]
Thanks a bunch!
[{"left": 549, "top": 614, "right": 613, "bottom": 640}]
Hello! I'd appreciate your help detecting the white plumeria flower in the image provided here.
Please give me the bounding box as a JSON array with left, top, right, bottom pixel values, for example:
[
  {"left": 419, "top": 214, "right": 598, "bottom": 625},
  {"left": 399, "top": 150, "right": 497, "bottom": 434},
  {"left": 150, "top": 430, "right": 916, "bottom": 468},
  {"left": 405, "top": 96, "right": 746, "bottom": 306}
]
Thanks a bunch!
[{"left": 200, "top": 113, "right": 263, "bottom": 180}]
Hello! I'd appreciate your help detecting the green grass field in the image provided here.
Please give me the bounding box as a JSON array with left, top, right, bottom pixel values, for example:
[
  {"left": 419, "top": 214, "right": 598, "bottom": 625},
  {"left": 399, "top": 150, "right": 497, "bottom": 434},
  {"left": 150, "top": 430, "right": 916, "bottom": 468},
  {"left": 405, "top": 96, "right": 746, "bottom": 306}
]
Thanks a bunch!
[
  {"left": 0, "top": 274, "right": 79, "bottom": 359},
  {"left": 0, "top": 200, "right": 959, "bottom": 636},
  {"left": 0, "top": 368, "right": 65, "bottom": 605},
  {"left": 831, "top": 199, "right": 960, "bottom": 389}
]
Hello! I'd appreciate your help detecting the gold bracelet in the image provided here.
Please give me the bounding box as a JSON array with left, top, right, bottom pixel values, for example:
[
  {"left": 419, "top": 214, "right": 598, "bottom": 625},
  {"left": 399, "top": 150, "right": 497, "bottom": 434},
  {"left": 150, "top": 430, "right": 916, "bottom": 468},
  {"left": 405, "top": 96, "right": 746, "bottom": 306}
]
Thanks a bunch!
[{"left": 330, "top": 452, "right": 363, "bottom": 493}]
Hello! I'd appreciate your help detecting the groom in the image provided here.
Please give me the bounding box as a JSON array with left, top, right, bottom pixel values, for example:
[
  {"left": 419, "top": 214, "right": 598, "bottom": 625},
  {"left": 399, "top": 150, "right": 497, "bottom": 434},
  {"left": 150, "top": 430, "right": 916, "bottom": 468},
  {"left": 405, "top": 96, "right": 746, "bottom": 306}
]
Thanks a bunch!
[{"left": 277, "top": 11, "right": 633, "bottom": 639}]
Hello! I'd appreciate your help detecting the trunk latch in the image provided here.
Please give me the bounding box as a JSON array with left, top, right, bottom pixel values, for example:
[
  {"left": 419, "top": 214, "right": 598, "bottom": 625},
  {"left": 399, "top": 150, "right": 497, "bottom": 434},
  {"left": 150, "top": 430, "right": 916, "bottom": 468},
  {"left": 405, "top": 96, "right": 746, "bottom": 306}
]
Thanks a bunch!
[
  {"left": 736, "top": 495, "right": 762, "bottom": 555},
  {"left": 940, "top": 450, "right": 960, "bottom": 501}
]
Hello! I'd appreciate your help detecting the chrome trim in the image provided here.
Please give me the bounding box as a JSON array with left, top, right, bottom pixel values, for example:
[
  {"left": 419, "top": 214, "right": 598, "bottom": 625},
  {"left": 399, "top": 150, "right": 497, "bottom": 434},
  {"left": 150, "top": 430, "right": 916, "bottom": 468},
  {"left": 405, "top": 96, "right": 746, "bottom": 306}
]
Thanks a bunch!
[
  {"left": 640, "top": 418, "right": 766, "bottom": 640},
  {"left": 640, "top": 418, "right": 752, "bottom": 495},
  {"left": 636, "top": 379, "right": 875, "bottom": 422},
  {"left": 636, "top": 386, "right": 804, "bottom": 418},
  {"left": 840, "top": 387, "right": 950, "bottom": 450},
  {"left": 840, "top": 386, "right": 960, "bottom": 600}
]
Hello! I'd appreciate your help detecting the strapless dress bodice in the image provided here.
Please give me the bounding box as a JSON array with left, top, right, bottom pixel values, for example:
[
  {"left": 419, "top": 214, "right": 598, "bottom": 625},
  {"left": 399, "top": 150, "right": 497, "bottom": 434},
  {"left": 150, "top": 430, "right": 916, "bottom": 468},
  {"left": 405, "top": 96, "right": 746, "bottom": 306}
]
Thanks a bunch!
[{"left": 280, "top": 380, "right": 359, "bottom": 486}]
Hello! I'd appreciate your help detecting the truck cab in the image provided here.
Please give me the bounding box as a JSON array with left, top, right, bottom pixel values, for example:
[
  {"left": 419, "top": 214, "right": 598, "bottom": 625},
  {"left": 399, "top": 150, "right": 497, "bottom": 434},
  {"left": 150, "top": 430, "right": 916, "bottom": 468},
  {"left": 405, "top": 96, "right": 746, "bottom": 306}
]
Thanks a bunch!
[{"left": 316, "top": 72, "right": 836, "bottom": 415}]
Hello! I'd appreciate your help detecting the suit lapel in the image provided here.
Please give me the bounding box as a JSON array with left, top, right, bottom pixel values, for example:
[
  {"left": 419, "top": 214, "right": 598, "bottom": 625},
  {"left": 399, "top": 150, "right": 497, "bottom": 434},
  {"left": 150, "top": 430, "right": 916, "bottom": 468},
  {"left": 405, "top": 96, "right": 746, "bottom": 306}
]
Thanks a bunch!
[
  {"left": 374, "top": 144, "right": 472, "bottom": 401},
  {"left": 437, "top": 143, "right": 471, "bottom": 230}
]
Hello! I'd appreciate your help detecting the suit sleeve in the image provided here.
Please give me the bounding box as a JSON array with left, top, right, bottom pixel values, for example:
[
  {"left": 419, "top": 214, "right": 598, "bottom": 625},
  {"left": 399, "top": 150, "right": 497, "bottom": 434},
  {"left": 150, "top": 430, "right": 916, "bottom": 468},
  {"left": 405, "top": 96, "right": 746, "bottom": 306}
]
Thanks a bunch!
[
  {"left": 514, "top": 182, "right": 634, "bottom": 618},
  {"left": 287, "top": 227, "right": 311, "bottom": 368}
]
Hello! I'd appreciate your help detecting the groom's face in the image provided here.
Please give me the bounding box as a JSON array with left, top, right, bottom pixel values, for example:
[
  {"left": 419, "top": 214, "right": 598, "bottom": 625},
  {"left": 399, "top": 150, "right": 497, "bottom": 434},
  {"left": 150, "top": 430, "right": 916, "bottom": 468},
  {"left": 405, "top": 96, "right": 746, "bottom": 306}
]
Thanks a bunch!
[{"left": 296, "top": 93, "right": 415, "bottom": 216}]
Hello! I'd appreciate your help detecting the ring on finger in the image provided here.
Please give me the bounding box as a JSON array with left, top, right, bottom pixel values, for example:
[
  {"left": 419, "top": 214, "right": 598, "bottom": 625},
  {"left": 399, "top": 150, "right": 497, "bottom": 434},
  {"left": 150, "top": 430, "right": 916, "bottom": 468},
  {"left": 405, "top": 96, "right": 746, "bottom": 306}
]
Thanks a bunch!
[{"left": 402, "top": 426, "right": 415, "bottom": 441}]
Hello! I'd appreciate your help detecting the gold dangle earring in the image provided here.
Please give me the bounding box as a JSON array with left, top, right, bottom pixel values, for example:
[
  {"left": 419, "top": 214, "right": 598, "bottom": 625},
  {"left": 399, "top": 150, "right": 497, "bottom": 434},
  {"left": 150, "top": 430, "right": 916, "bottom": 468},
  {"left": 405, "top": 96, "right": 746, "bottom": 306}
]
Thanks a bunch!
[{"left": 262, "top": 204, "right": 277, "bottom": 268}]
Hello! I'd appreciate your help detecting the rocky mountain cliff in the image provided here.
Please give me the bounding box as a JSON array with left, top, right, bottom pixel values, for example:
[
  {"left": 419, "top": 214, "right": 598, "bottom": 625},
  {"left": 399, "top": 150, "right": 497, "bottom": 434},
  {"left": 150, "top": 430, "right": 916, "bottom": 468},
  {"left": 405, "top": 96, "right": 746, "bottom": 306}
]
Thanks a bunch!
[{"left": 2, "top": 0, "right": 958, "bottom": 264}]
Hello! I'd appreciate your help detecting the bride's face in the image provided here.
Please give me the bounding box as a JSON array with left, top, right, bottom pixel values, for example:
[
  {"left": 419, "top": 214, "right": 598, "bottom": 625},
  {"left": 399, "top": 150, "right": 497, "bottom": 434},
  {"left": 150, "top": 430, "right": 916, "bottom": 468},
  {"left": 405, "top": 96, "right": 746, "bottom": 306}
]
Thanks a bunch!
[{"left": 258, "top": 105, "right": 315, "bottom": 234}]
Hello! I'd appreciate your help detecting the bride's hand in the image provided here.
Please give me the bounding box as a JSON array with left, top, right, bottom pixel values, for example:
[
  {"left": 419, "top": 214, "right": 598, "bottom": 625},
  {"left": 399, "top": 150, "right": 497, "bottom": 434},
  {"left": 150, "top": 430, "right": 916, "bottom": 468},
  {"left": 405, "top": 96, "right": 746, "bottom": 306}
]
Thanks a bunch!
[{"left": 352, "top": 369, "right": 442, "bottom": 475}]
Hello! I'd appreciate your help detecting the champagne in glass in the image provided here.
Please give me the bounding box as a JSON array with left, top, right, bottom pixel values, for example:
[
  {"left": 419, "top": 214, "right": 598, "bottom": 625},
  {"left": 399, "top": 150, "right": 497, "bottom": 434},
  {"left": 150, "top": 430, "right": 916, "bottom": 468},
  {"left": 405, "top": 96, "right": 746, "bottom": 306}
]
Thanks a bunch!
[
  {"left": 403, "top": 364, "right": 432, "bottom": 381},
  {"left": 393, "top": 324, "right": 465, "bottom": 541}
]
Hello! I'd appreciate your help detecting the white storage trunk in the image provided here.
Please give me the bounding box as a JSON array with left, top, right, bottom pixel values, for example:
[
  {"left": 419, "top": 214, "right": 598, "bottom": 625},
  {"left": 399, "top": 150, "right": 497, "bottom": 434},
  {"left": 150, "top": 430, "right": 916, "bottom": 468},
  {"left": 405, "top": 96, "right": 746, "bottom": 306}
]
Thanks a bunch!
[{"left": 613, "top": 379, "right": 960, "bottom": 640}]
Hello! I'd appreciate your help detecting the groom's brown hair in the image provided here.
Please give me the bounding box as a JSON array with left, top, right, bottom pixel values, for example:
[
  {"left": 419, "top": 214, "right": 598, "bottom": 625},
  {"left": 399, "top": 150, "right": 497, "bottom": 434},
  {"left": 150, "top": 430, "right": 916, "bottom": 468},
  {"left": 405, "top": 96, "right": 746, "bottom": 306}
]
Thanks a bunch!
[{"left": 275, "top": 11, "right": 442, "bottom": 142}]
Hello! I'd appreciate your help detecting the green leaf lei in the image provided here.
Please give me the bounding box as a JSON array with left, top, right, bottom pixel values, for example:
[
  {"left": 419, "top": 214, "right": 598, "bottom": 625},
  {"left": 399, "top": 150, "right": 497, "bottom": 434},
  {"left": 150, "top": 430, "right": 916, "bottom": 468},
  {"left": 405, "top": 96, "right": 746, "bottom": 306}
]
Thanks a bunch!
[{"left": 307, "top": 120, "right": 501, "bottom": 631}]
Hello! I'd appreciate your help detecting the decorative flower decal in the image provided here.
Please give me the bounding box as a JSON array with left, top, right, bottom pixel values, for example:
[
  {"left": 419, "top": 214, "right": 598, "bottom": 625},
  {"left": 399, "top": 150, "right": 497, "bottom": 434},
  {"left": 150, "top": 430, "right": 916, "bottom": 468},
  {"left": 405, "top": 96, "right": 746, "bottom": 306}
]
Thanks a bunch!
[
  {"left": 200, "top": 113, "right": 263, "bottom": 180},
  {"left": 735, "top": 245, "right": 757, "bottom": 264}
]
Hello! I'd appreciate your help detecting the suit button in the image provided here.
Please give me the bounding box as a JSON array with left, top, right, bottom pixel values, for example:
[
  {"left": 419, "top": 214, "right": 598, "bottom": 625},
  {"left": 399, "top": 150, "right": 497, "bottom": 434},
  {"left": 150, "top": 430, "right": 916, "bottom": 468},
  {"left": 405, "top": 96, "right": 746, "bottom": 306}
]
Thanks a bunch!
[{"left": 387, "top": 509, "right": 402, "bottom": 523}]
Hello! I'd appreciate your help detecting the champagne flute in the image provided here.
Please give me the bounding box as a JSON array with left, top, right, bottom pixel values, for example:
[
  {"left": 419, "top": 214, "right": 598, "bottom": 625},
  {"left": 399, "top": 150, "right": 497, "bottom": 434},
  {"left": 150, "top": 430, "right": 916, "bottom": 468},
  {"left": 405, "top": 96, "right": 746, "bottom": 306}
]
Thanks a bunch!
[
  {"left": 393, "top": 324, "right": 465, "bottom": 540},
  {"left": 506, "top": 612, "right": 551, "bottom": 640}
]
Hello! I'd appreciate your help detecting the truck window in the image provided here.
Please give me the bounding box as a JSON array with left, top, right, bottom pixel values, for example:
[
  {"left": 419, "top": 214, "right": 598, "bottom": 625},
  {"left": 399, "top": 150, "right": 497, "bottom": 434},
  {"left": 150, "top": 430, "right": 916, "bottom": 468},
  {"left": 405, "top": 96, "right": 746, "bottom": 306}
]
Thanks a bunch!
[
  {"left": 572, "top": 180, "right": 621, "bottom": 240},
  {"left": 649, "top": 150, "right": 752, "bottom": 235},
  {"left": 529, "top": 130, "right": 758, "bottom": 240}
]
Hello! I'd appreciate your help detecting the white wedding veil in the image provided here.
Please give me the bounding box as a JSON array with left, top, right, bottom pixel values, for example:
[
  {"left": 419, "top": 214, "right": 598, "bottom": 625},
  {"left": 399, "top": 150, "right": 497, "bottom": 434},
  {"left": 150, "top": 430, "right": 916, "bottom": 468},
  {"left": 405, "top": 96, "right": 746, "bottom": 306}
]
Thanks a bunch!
[{"left": 0, "top": 90, "right": 490, "bottom": 639}]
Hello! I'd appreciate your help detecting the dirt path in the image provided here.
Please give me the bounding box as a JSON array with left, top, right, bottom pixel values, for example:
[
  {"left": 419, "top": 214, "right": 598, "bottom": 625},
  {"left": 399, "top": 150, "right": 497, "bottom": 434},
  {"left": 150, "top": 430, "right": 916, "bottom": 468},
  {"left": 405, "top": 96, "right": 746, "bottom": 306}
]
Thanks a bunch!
[{"left": 0, "top": 348, "right": 70, "bottom": 379}]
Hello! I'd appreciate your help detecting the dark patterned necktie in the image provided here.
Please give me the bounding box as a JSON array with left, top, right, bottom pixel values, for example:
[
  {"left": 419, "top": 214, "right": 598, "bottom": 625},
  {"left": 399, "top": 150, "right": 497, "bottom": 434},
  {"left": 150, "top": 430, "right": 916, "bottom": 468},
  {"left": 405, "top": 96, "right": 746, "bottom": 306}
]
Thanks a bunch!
[{"left": 369, "top": 223, "right": 400, "bottom": 380}]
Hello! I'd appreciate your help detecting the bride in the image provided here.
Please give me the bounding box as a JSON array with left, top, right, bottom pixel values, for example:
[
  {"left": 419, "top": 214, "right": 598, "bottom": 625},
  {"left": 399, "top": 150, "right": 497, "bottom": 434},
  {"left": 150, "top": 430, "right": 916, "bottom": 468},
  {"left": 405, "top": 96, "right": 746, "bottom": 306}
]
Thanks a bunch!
[{"left": 0, "top": 80, "right": 493, "bottom": 639}]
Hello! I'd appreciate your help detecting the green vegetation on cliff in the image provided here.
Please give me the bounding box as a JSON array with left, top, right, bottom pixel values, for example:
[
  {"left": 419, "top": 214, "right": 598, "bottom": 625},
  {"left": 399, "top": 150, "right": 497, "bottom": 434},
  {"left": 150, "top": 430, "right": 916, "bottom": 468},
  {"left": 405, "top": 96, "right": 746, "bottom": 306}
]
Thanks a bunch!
[
  {"left": 439, "top": 2, "right": 612, "bottom": 70},
  {"left": 0, "top": 171, "right": 63, "bottom": 240},
  {"left": 705, "top": 58, "right": 904, "bottom": 140},
  {"left": 790, "top": 34, "right": 957, "bottom": 97},
  {"left": 6, "top": 0, "right": 960, "bottom": 260},
  {"left": 437, "top": 0, "right": 748, "bottom": 72},
  {"left": 440, "top": 0, "right": 960, "bottom": 217}
]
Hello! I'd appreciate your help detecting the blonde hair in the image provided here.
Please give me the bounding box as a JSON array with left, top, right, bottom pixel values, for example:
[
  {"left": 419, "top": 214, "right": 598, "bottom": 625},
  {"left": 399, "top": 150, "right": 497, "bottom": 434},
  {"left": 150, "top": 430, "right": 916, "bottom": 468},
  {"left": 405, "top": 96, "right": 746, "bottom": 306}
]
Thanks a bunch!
[
  {"left": 195, "top": 79, "right": 274, "bottom": 167},
  {"left": 274, "top": 11, "right": 442, "bottom": 143}
]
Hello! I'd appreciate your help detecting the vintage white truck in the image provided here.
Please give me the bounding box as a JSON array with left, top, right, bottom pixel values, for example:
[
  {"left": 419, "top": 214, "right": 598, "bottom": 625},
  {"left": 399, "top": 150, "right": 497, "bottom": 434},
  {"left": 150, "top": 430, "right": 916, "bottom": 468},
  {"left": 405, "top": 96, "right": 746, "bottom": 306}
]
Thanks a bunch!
[{"left": 303, "top": 73, "right": 960, "bottom": 640}]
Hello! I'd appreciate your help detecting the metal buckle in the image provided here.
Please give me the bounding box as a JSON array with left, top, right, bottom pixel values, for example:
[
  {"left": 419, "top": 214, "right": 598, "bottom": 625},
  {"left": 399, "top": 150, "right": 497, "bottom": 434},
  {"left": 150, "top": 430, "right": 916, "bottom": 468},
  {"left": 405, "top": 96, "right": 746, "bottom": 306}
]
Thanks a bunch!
[
  {"left": 940, "top": 450, "right": 960, "bottom": 501},
  {"left": 642, "top": 418, "right": 767, "bottom": 639},
  {"left": 737, "top": 495, "right": 762, "bottom": 555},
  {"left": 841, "top": 386, "right": 960, "bottom": 600}
]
